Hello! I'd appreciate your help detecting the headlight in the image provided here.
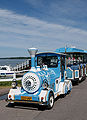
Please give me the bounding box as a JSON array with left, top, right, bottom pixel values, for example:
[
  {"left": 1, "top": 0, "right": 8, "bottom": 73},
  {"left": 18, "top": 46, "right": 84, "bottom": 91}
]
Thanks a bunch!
[
  {"left": 12, "top": 81, "right": 17, "bottom": 88},
  {"left": 42, "top": 80, "right": 48, "bottom": 89},
  {"left": 22, "top": 72, "right": 40, "bottom": 93}
]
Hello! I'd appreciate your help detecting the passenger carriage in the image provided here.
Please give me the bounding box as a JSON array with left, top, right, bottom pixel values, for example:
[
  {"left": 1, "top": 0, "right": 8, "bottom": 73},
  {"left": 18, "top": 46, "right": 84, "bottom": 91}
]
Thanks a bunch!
[
  {"left": 56, "top": 47, "right": 87, "bottom": 84},
  {"left": 7, "top": 48, "right": 72, "bottom": 109}
]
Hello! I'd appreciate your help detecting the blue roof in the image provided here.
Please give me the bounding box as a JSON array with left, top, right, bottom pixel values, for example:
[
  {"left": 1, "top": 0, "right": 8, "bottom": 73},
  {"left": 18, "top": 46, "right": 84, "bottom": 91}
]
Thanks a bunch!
[
  {"left": 84, "top": 50, "right": 87, "bottom": 53},
  {"left": 55, "top": 47, "right": 86, "bottom": 53}
]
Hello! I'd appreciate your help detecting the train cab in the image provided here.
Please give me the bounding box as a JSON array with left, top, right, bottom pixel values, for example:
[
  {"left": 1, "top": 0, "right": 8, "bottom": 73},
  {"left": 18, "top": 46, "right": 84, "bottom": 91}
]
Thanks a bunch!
[{"left": 7, "top": 48, "right": 72, "bottom": 109}]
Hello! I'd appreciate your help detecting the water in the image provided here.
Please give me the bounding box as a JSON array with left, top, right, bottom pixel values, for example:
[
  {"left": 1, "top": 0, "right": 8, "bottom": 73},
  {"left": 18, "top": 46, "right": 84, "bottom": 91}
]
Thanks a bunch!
[{"left": 0, "top": 59, "right": 28, "bottom": 67}]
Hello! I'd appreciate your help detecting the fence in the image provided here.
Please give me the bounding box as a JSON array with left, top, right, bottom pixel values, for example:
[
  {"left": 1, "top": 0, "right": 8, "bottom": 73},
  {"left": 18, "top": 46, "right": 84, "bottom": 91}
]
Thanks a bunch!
[
  {"left": 0, "top": 59, "right": 31, "bottom": 82},
  {"left": 12, "top": 59, "right": 31, "bottom": 71}
]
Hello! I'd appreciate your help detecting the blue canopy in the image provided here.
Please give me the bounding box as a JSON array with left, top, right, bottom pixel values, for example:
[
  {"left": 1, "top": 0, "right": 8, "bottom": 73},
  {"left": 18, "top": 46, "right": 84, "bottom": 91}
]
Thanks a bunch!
[{"left": 55, "top": 47, "right": 86, "bottom": 53}]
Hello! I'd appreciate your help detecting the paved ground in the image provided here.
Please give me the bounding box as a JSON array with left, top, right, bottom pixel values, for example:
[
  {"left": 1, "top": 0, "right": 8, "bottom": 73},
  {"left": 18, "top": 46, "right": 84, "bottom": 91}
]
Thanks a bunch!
[
  {"left": 0, "top": 87, "right": 10, "bottom": 96},
  {"left": 0, "top": 79, "right": 87, "bottom": 120}
]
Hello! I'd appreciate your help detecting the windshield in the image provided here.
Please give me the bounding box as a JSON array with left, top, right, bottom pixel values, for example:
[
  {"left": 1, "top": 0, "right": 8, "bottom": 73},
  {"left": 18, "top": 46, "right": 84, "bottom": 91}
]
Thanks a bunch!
[{"left": 37, "top": 56, "right": 58, "bottom": 68}]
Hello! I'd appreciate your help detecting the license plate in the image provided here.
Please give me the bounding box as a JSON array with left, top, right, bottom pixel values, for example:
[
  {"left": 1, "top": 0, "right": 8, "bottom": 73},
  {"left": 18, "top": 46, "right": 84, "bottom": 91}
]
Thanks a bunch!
[{"left": 21, "top": 96, "right": 32, "bottom": 101}]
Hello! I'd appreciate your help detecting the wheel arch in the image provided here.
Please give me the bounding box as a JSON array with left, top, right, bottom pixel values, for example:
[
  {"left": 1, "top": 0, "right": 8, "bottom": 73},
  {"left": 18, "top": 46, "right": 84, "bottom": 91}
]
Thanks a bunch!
[{"left": 46, "top": 89, "right": 54, "bottom": 102}]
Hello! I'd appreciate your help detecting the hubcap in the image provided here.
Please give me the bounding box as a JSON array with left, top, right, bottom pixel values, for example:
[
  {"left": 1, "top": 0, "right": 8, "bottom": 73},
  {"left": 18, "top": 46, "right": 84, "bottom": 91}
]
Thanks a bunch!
[{"left": 49, "top": 96, "right": 54, "bottom": 107}]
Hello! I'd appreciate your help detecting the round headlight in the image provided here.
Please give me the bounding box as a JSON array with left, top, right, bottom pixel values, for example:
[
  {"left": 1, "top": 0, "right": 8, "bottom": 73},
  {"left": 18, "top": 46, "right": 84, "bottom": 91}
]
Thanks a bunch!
[
  {"left": 12, "top": 81, "right": 16, "bottom": 88},
  {"left": 22, "top": 72, "right": 40, "bottom": 93}
]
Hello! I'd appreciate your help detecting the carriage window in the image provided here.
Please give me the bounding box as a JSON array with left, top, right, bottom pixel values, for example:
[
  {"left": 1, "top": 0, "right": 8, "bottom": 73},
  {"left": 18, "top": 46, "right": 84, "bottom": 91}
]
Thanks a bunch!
[
  {"left": 83, "top": 54, "right": 87, "bottom": 63},
  {"left": 37, "top": 56, "right": 58, "bottom": 68},
  {"left": 60, "top": 56, "right": 65, "bottom": 70},
  {"left": 67, "top": 54, "right": 73, "bottom": 65}
]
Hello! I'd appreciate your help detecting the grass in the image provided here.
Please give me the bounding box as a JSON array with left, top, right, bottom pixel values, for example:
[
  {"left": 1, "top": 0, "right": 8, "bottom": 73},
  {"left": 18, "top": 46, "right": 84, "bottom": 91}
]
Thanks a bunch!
[
  {"left": 0, "top": 80, "right": 21, "bottom": 87},
  {"left": 0, "top": 86, "right": 11, "bottom": 89}
]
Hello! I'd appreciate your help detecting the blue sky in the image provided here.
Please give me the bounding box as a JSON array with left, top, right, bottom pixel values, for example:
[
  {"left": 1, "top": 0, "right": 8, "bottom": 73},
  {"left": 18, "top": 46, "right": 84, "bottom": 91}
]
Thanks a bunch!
[{"left": 0, "top": 0, "right": 87, "bottom": 57}]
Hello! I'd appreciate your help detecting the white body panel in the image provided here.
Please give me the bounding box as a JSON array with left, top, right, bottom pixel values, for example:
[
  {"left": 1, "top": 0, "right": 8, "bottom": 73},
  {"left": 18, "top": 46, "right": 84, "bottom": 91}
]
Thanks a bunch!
[
  {"left": 8, "top": 87, "right": 21, "bottom": 100},
  {"left": 75, "top": 70, "right": 79, "bottom": 78},
  {"left": 39, "top": 90, "right": 48, "bottom": 102}
]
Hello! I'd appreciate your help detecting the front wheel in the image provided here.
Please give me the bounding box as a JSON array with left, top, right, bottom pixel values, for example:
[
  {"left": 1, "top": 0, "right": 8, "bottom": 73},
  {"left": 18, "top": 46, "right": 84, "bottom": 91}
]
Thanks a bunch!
[
  {"left": 7, "top": 103, "right": 15, "bottom": 107},
  {"left": 48, "top": 93, "right": 54, "bottom": 109}
]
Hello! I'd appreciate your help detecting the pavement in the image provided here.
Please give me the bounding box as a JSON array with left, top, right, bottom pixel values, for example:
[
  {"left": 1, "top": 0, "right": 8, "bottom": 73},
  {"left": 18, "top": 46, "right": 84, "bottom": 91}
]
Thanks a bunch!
[
  {"left": 0, "top": 87, "right": 10, "bottom": 96},
  {"left": 0, "top": 79, "right": 87, "bottom": 120}
]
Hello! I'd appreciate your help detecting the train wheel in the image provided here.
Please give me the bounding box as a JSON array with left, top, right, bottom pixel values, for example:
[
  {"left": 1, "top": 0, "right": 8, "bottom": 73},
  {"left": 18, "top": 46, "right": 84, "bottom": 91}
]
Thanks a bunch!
[
  {"left": 7, "top": 103, "right": 15, "bottom": 107},
  {"left": 65, "top": 85, "right": 68, "bottom": 94},
  {"left": 48, "top": 93, "right": 54, "bottom": 109},
  {"left": 76, "top": 79, "right": 79, "bottom": 85}
]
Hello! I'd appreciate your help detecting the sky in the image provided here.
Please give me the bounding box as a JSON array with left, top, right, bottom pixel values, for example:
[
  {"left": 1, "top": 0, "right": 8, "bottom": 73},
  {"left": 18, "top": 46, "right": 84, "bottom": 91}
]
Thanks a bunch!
[{"left": 0, "top": 0, "right": 87, "bottom": 57}]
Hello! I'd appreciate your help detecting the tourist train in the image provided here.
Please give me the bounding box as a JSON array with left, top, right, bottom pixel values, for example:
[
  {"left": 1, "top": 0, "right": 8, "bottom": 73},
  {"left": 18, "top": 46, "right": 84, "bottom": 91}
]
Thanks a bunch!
[
  {"left": 7, "top": 47, "right": 87, "bottom": 109},
  {"left": 7, "top": 48, "right": 72, "bottom": 109},
  {"left": 56, "top": 47, "right": 87, "bottom": 84}
]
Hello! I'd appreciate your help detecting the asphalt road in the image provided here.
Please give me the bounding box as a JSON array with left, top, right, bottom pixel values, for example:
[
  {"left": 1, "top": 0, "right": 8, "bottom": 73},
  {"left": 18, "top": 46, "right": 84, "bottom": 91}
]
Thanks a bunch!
[{"left": 0, "top": 79, "right": 87, "bottom": 120}]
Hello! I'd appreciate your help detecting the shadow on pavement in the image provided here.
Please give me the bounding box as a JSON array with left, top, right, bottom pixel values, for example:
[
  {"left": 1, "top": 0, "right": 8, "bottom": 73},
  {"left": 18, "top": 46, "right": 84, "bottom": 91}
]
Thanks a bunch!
[{"left": 6, "top": 102, "right": 47, "bottom": 111}]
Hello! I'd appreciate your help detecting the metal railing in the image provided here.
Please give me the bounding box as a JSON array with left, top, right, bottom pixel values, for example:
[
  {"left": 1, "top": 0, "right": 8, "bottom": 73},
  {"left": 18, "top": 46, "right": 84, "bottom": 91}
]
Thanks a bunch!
[{"left": 12, "top": 59, "right": 31, "bottom": 71}]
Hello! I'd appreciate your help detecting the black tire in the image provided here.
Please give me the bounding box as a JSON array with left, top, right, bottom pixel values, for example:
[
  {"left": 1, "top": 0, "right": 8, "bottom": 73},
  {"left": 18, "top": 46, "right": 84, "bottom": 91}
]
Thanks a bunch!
[
  {"left": 7, "top": 103, "right": 15, "bottom": 107},
  {"left": 38, "top": 105, "right": 46, "bottom": 111},
  {"left": 76, "top": 79, "right": 79, "bottom": 85},
  {"left": 48, "top": 93, "right": 54, "bottom": 109}
]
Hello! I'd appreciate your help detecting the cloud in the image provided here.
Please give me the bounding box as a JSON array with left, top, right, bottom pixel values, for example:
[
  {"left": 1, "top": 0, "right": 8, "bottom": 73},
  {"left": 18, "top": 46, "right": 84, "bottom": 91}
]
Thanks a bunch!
[
  {"left": 0, "top": 8, "right": 87, "bottom": 52},
  {"left": 22, "top": 0, "right": 87, "bottom": 29}
]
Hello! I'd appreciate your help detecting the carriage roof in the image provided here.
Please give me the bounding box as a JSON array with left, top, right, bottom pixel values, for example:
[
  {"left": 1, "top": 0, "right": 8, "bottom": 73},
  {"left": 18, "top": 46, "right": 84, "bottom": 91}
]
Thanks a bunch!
[
  {"left": 36, "top": 52, "right": 66, "bottom": 56},
  {"left": 55, "top": 47, "right": 87, "bottom": 54}
]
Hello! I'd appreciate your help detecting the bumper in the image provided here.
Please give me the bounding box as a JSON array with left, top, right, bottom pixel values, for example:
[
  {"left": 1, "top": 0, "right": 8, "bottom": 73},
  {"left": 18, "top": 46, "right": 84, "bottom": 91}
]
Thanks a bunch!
[
  {"left": 7, "top": 88, "right": 50, "bottom": 106},
  {"left": 6, "top": 99, "right": 47, "bottom": 105}
]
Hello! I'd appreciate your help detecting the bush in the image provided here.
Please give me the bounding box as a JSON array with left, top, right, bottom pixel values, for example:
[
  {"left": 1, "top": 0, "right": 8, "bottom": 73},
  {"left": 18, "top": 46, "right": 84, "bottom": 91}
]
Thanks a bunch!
[{"left": 0, "top": 80, "right": 21, "bottom": 86}]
